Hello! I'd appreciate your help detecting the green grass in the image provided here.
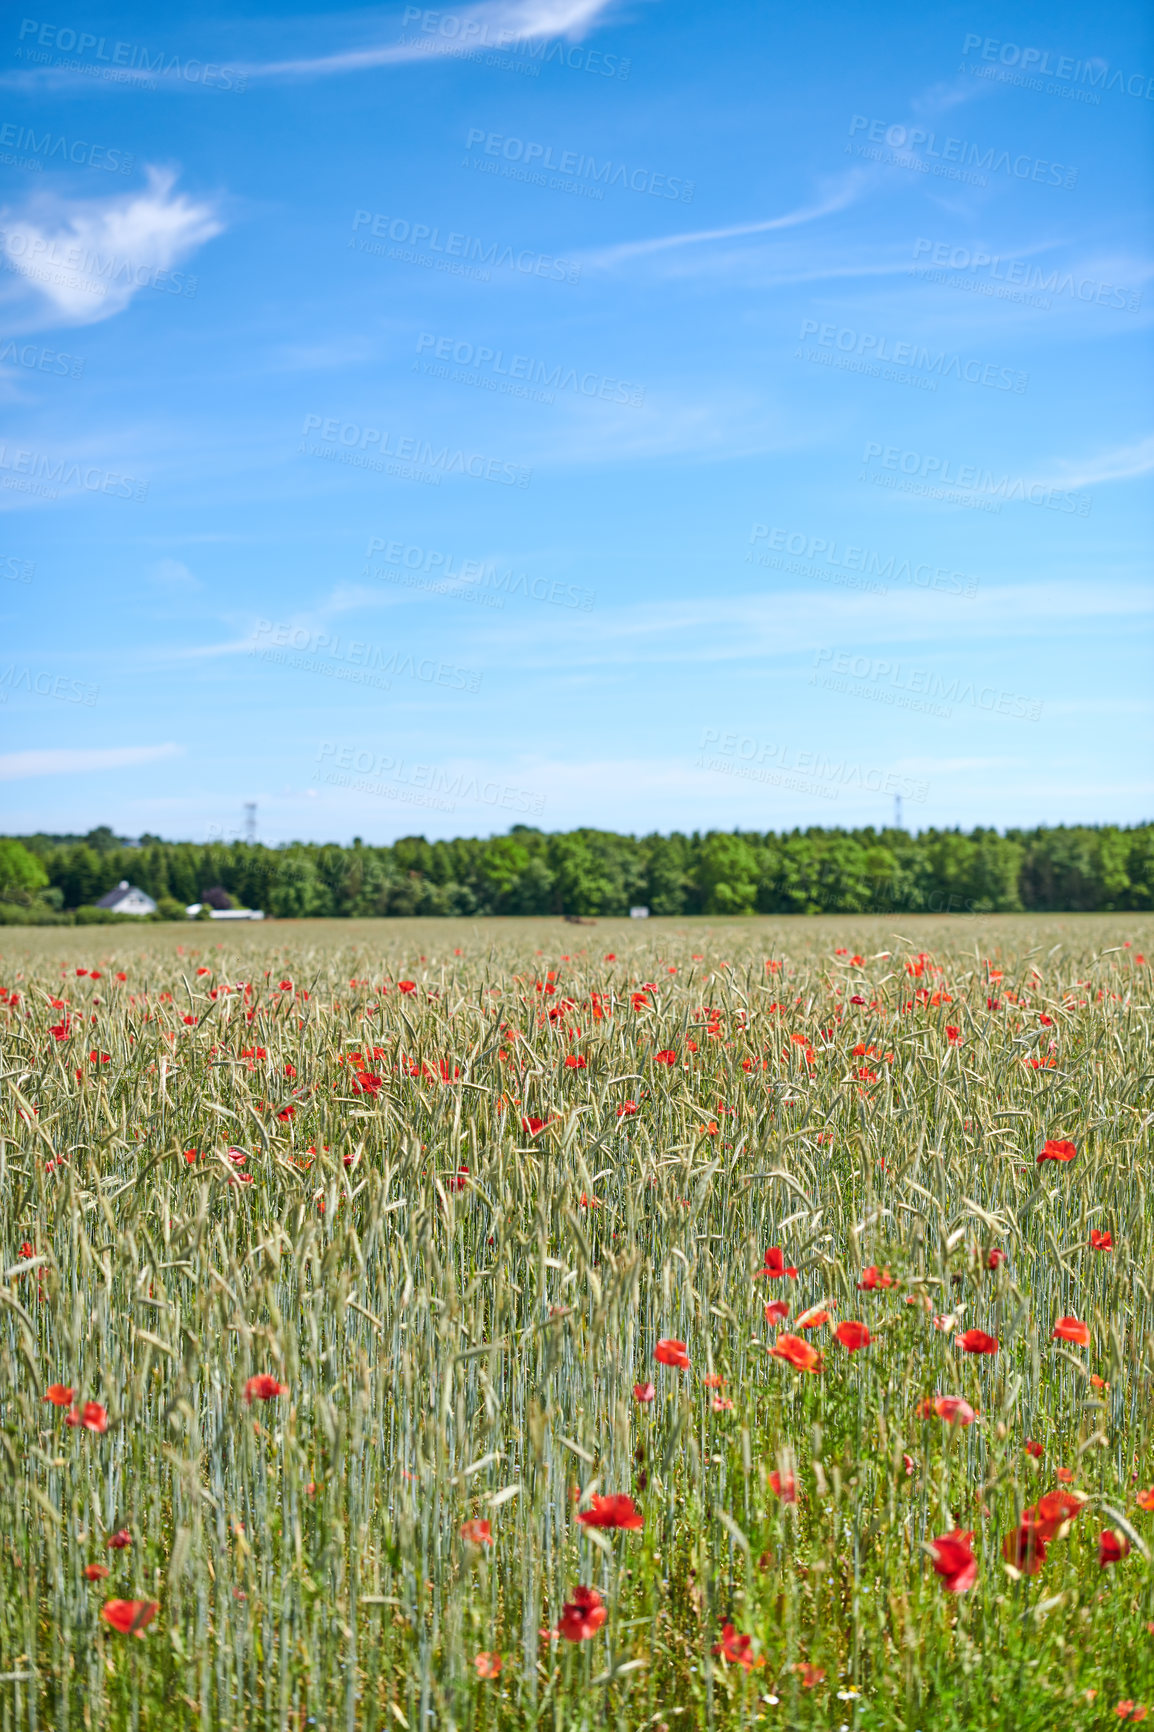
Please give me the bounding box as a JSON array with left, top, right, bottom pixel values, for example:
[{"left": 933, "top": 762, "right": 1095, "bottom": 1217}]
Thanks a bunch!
[{"left": 1, "top": 914, "right": 1152, "bottom": 1730}]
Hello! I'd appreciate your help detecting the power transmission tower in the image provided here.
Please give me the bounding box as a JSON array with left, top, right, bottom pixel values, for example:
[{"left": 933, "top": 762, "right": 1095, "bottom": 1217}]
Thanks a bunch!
[
  {"left": 244, "top": 802, "right": 257, "bottom": 844},
  {"left": 894, "top": 793, "right": 903, "bottom": 830}
]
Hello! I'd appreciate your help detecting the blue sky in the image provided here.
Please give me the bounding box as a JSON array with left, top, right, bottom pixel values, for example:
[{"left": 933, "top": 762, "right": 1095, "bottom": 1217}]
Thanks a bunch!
[{"left": 0, "top": 0, "right": 1150, "bottom": 845}]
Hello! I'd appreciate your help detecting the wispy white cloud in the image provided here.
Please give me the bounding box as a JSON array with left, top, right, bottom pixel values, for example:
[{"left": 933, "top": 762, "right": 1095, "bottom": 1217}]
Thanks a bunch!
[
  {"left": 1031, "top": 434, "right": 1154, "bottom": 491},
  {"left": 0, "top": 744, "right": 182, "bottom": 780},
  {"left": 149, "top": 558, "right": 200, "bottom": 590},
  {"left": 0, "top": 168, "right": 223, "bottom": 325},
  {"left": 243, "top": 0, "right": 620, "bottom": 80},
  {"left": 582, "top": 177, "right": 867, "bottom": 270}
]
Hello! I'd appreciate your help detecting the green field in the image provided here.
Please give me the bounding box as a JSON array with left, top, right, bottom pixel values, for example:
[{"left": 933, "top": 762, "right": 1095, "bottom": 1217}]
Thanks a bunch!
[{"left": 1, "top": 915, "right": 1152, "bottom": 1729}]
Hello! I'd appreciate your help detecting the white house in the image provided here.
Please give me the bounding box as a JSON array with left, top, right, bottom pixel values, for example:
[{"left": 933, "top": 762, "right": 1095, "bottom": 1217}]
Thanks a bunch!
[{"left": 95, "top": 881, "right": 157, "bottom": 916}]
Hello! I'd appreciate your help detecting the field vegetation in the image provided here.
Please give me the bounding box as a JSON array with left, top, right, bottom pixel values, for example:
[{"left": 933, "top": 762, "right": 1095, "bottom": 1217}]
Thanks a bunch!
[{"left": 1, "top": 914, "right": 1152, "bottom": 1729}]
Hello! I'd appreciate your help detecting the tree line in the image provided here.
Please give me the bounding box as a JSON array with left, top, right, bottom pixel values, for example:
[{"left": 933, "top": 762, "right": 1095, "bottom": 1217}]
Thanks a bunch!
[{"left": 0, "top": 822, "right": 1151, "bottom": 921}]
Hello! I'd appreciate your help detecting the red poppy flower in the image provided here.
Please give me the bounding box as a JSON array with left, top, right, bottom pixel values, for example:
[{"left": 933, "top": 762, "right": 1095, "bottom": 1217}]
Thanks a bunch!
[
  {"left": 1025, "top": 1440, "right": 1043, "bottom": 1459},
  {"left": 1056, "top": 1467, "right": 1075, "bottom": 1483},
  {"left": 521, "top": 1115, "right": 552, "bottom": 1136},
  {"left": 857, "top": 1266, "right": 894, "bottom": 1290},
  {"left": 100, "top": 1600, "right": 158, "bottom": 1636},
  {"left": 44, "top": 1384, "right": 74, "bottom": 1407},
  {"left": 632, "top": 1381, "right": 655, "bottom": 1403},
  {"left": 930, "top": 1528, "right": 977, "bottom": 1593},
  {"left": 712, "top": 1623, "right": 763, "bottom": 1670},
  {"left": 460, "top": 1519, "right": 492, "bottom": 1546},
  {"left": 702, "top": 1374, "right": 724, "bottom": 1388},
  {"left": 351, "top": 1072, "right": 383, "bottom": 1096},
  {"left": 654, "top": 1338, "right": 689, "bottom": 1369},
  {"left": 66, "top": 1401, "right": 108, "bottom": 1433},
  {"left": 106, "top": 1530, "right": 132, "bottom": 1550},
  {"left": 1052, "top": 1316, "right": 1090, "bottom": 1346},
  {"left": 84, "top": 1563, "right": 110, "bottom": 1581},
  {"left": 244, "top": 1375, "right": 287, "bottom": 1404},
  {"left": 1032, "top": 1488, "right": 1084, "bottom": 1536},
  {"left": 1090, "top": 1229, "right": 1113, "bottom": 1251},
  {"left": 557, "top": 1585, "right": 606, "bottom": 1642},
  {"left": 1100, "top": 1529, "right": 1130, "bottom": 1568},
  {"left": 795, "top": 1305, "right": 830, "bottom": 1331},
  {"left": 653, "top": 1049, "right": 677, "bottom": 1066},
  {"left": 794, "top": 1663, "right": 824, "bottom": 1687},
  {"left": 1037, "top": 1139, "right": 1076, "bottom": 1164},
  {"left": 770, "top": 1333, "right": 823, "bottom": 1374},
  {"left": 957, "top": 1329, "right": 998, "bottom": 1355},
  {"left": 768, "top": 1470, "right": 798, "bottom": 1503},
  {"left": 1115, "top": 1704, "right": 1148, "bottom": 1722},
  {"left": 764, "top": 1300, "right": 790, "bottom": 1324},
  {"left": 945, "top": 1026, "right": 962, "bottom": 1044},
  {"left": 1137, "top": 1489, "right": 1154, "bottom": 1512},
  {"left": 577, "top": 1494, "right": 643, "bottom": 1531},
  {"left": 754, "top": 1247, "right": 798, "bottom": 1280},
  {"left": 835, "top": 1321, "right": 871, "bottom": 1352},
  {"left": 474, "top": 1652, "right": 502, "bottom": 1679},
  {"left": 398, "top": 981, "right": 416, "bottom": 994},
  {"left": 985, "top": 1249, "right": 1006, "bottom": 1269},
  {"left": 1004, "top": 1522, "right": 1048, "bottom": 1575},
  {"left": 616, "top": 1100, "right": 638, "bottom": 1118},
  {"left": 563, "top": 1055, "right": 587, "bottom": 1068},
  {"left": 921, "top": 1395, "right": 976, "bottom": 1427}
]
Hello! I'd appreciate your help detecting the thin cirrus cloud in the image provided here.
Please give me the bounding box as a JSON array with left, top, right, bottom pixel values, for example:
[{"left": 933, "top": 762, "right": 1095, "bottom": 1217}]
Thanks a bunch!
[
  {"left": 242, "top": 0, "right": 620, "bottom": 79},
  {"left": 1031, "top": 434, "right": 1154, "bottom": 491},
  {"left": 581, "top": 178, "right": 868, "bottom": 271},
  {"left": 0, "top": 167, "right": 223, "bottom": 326},
  {"left": 0, "top": 745, "right": 183, "bottom": 780}
]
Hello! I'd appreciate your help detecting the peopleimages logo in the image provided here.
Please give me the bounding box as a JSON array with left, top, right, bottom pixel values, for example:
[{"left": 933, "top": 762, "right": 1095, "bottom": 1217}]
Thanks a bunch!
[
  {"left": 0, "top": 442, "right": 148, "bottom": 502},
  {"left": 748, "top": 526, "right": 977, "bottom": 598},
  {"left": 860, "top": 441, "right": 1091, "bottom": 516},
  {"left": 15, "top": 19, "right": 247, "bottom": 91},
  {"left": 811, "top": 649, "right": 1042, "bottom": 722},
  {"left": 0, "top": 119, "right": 133, "bottom": 172},
  {"left": 697, "top": 729, "right": 929, "bottom": 803},
  {"left": 0, "top": 226, "right": 199, "bottom": 298},
  {"left": 0, "top": 338, "right": 85, "bottom": 378},
  {"left": 910, "top": 239, "right": 1141, "bottom": 313},
  {"left": 464, "top": 128, "right": 695, "bottom": 200},
  {"left": 798, "top": 319, "right": 1026, "bottom": 392},
  {"left": 415, "top": 333, "right": 644, "bottom": 406},
  {"left": 0, "top": 664, "right": 98, "bottom": 706},
  {"left": 959, "top": 33, "right": 1154, "bottom": 100},
  {"left": 300, "top": 415, "right": 532, "bottom": 488},
  {"left": 365, "top": 538, "right": 595, "bottom": 611},
  {"left": 316, "top": 744, "right": 546, "bottom": 816},
  {"left": 251, "top": 620, "right": 482, "bottom": 693},
  {"left": 350, "top": 209, "right": 580, "bottom": 284},
  {"left": 846, "top": 114, "right": 1078, "bottom": 188},
  {"left": 399, "top": 8, "right": 631, "bottom": 78}
]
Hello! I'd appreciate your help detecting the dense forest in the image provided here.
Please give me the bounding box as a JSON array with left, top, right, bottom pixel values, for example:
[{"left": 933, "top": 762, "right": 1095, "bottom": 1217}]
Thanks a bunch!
[{"left": 0, "top": 822, "right": 1151, "bottom": 920}]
